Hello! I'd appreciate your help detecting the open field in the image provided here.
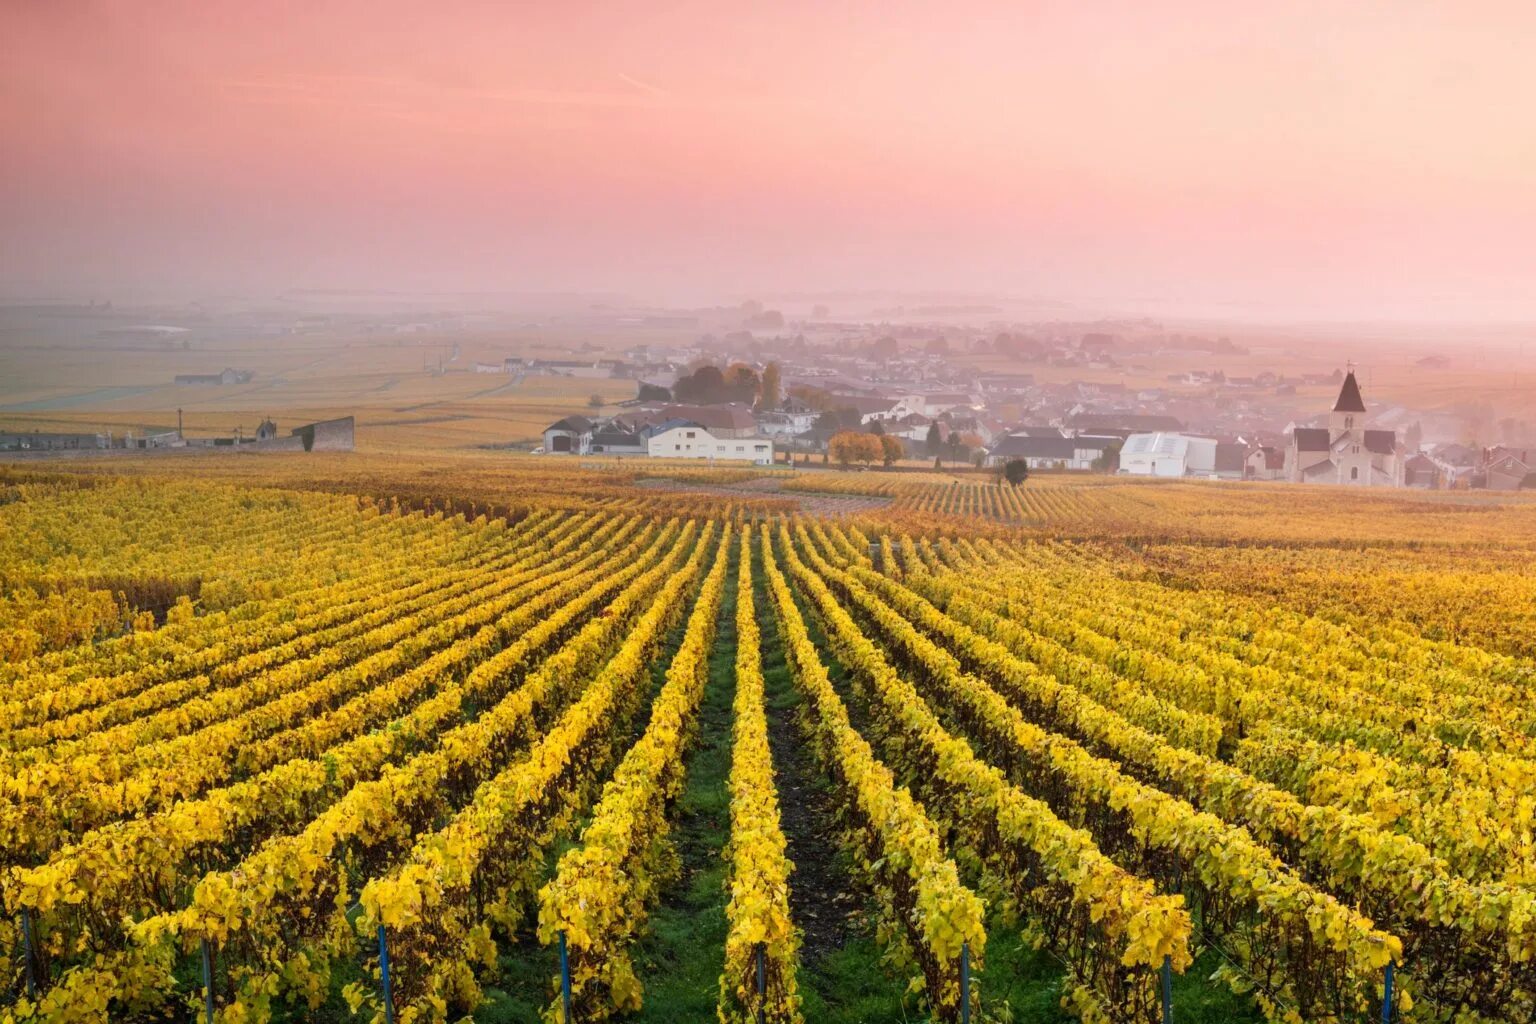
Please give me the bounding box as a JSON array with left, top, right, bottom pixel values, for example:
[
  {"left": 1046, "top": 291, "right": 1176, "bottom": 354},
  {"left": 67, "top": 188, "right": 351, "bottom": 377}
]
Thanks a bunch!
[
  {"left": 2, "top": 459, "right": 1535, "bottom": 1024},
  {"left": 0, "top": 324, "right": 654, "bottom": 451}
]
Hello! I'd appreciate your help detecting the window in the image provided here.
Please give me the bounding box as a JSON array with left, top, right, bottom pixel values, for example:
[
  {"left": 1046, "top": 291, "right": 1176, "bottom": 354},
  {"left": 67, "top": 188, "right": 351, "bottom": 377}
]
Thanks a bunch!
[
  {"left": 736, "top": 446, "right": 744, "bottom": 452},
  {"left": 685, "top": 431, "right": 696, "bottom": 439},
  {"left": 1351, "top": 466, "right": 1359, "bottom": 481}
]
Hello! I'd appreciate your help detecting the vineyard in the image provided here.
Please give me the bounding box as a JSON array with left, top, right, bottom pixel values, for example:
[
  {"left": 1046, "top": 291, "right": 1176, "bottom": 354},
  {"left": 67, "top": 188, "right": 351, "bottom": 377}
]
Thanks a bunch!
[{"left": 3, "top": 467, "right": 1536, "bottom": 1023}]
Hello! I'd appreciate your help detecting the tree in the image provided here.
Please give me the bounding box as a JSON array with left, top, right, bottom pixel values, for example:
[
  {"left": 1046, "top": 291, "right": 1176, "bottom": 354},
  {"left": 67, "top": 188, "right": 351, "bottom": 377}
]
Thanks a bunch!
[
  {"left": 587, "top": 393, "right": 604, "bottom": 409},
  {"left": 727, "top": 363, "right": 760, "bottom": 394},
  {"left": 830, "top": 430, "right": 882, "bottom": 468},
  {"left": 868, "top": 420, "right": 885, "bottom": 436},
  {"left": 789, "top": 384, "right": 835, "bottom": 411},
  {"left": 759, "top": 362, "right": 781, "bottom": 411},
  {"left": 924, "top": 422, "right": 943, "bottom": 455},
  {"left": 637, "top": 382, "right": 670, "bottom": 403},
  {"left": 673, "top": 365, "right": 726, "bottom": 404},
  {"left": 1003, "top": 459, "right": 1029, "bottom": 486},
  {"left": 815, "top": 407, "right": 863, "bottom": 433},
  {"left": 879, "top": 434, "right": 904, "bottom": 467}
]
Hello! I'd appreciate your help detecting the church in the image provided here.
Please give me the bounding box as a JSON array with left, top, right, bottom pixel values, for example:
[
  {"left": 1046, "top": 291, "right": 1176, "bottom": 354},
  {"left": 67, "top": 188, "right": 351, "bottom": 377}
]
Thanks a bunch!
[{"left": 1285, "top": 370, "right": 1404, "bottom": 486}]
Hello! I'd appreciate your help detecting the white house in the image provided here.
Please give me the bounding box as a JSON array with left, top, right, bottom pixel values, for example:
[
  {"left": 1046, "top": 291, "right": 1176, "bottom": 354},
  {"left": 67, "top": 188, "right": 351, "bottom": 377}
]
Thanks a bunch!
[
  {"left": 920, "top": 392, "right": 981, "bottom": 416},
  {"left": 647, "top": 423, "right": 775, "bottom": 464},
  {"left": 543, "top": 416, "right": 594, "bottom": 454},
  {"left": 756, "top": 410, "right": 816, "bottom": 437},
  {"left": 1118, "top": 432, "right": 1217, "bottom": 477}
]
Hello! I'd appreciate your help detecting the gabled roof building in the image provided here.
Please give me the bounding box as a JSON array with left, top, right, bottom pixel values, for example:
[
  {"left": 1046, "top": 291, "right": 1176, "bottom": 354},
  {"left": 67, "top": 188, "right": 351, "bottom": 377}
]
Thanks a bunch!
[{"left": 1284, "top": 370, "right": 1403, "bottom": 486}]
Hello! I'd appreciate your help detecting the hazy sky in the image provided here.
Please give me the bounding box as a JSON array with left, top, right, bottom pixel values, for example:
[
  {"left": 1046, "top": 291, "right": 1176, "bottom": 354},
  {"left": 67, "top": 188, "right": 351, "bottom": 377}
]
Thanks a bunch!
[{"left": 3, "top": 1, "right": 1535, "bottom": 319}]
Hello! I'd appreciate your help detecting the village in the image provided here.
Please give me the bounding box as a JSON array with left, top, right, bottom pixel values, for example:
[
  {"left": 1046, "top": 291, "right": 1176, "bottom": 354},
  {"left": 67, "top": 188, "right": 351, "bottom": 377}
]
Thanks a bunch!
[
  {"left": 2, "top": 299, "right": 1530, "bottom": 489},
  {"left": 525, "top": 320, "right": 1532, "bottom": 490}
]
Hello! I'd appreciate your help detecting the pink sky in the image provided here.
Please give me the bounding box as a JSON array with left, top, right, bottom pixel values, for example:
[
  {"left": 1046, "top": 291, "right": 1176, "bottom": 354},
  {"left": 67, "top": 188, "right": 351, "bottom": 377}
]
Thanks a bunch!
[{"left": 3, "top": 1, "right": 1535, "bottom": 319}]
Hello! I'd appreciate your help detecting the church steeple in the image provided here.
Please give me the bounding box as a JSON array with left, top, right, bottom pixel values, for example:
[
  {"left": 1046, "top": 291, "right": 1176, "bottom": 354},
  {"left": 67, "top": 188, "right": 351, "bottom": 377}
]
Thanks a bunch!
[
  {"left": 1331, "top": 366, "right": 1365, "bottom": 440},
  {"left": 1333, "top": 368, "right": 1366, "bottom": 413}
]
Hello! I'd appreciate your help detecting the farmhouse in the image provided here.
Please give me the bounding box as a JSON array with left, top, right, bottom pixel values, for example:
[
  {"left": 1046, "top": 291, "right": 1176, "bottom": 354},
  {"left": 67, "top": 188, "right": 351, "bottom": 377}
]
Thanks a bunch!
[
  {"left": 174, "top": 367, "right": 251, "bottom": 386},
  {"left": 756, "top": 410, "right": 816, "bottom": 437},
  {"left": 589, "top": 427, "right": 647, "bottom": 455},
  {"left": 646, "top": 423, "right": 774, "bottom": 464},
  {"left": 1483, "top": 448, "right": 1534, "bottom": 490},
  {"left": 652, "top": 404, "right": 758, "bottom": 438},
  {"left": 1403, "top": 453, "right": 1443, "bottom": 489},
  {"left": 985, "top": 433, "right": 1116, "bottom": 471},
  {"left": 543, "top": 416, "right": 594, "bottom": 454},
  {"left": 1246, "top": 445, "right": 1285, "bottom": 481}
]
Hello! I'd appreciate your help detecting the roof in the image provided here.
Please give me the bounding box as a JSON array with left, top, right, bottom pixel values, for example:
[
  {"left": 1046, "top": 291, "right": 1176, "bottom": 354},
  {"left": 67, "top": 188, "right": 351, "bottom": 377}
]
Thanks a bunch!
[
  {"left": 592, "top": 429, "right": 642, "bottom": 446},
  {"left": 649, "top": 418, "right": 701, "bottom": 434},
  {"left": 1434, "top": 442, "right": 1479, "bottom": 466},
  {"left": 1293, "top": 428, "right": 1330, "bottom": 452},
  {"left": 546, "top": 416, "right": 593, "bottom": 433},
  {"left": 1486, "top": 445, "right": 1534, "bottom": 464},
  {"left": 1301, "top": 459, "right": 1336, "bottom": 479},
  {"left": 829, "top": 394, "right": 898, "bottom": 416},
  {"left": 1013, "top": 425, "right": 1065, "bottom": 437},
  {"left": 1122, "top": 432, "right": 1191, "bottom": 459},
  {"left": 1404, "top": 453, "right": 1438, "bottom": 471},
  {"left": 1333, "top": 371, "right": 1367, "bottom": 413},
  {"left": 658, "top": 404, "right": 757, "bottom": 431},
  {"left": 1488, "top": 454, "right": 1533, "bottom": 474},
  {"left": 989, "top": 435, "right": 1077, "bottom": 459},
  {"left": 1214, "top": 443, "right": 1248, "bottom": 473},
  {"left": 1364, "top": 429, "right": 1396, "bottom": 455},
  {"left": 1072, "top": 414, "right": 1184, "bottom": 432}
]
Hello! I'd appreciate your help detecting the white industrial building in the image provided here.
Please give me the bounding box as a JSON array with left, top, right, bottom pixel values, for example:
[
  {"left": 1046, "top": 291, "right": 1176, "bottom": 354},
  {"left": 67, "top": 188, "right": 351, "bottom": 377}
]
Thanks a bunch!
[
  {"left": 1119, "top": 432, "right": 1217, "bottom": 477},
  {"left": 647, "top": 423, "right": 775, "bottom": 464}
]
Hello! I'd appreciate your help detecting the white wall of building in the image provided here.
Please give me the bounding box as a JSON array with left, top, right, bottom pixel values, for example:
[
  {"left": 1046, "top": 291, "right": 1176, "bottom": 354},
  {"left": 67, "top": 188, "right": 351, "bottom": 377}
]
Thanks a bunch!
[
  {"left": 647, "top": 425, "right": 774, "bottom": 464},
  {"left": 1182, "top": 435, "right": 1218, "bottom": 474},
  {"left": 1119, "top": 432, "right": 1191, "bottom": 476}
]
